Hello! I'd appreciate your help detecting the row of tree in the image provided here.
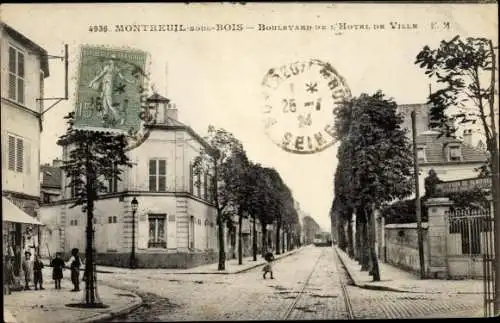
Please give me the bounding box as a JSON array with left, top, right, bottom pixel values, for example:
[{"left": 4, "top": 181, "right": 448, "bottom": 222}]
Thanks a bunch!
[
  {"left": 331, "top": 91, "right": 414, "bottom": 281},
  {"left": 332, "top": 35, "right": 498, "bottom": 284},
  {"left": 193, "top": 125, "right": 301, "bottom": 270},
  {"left": 59, "top": 113, "right": 302, "bottom": 304}
]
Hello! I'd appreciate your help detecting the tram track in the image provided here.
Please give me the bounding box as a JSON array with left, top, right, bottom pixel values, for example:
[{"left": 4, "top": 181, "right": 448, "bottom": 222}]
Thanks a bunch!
[
  {"left": 281, "top": 247, "right": 355, "bottom": 320},
  {"left": 334, "top": 248, "right": 354, "bottom": 319}
]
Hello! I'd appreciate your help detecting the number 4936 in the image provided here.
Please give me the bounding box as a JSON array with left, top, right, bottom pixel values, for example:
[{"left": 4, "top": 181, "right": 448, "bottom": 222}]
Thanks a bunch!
[{"left": 89, "top": 25, "right": 109, "bottom": 32}]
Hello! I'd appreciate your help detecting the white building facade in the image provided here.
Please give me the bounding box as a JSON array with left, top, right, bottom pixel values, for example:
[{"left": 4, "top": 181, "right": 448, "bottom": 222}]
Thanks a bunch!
[
  {"left": 1, "top": 23, "right": 48, "bottom": 275},
  {"left": 40, "top": 98, "right": 221, "bottom": 268}
]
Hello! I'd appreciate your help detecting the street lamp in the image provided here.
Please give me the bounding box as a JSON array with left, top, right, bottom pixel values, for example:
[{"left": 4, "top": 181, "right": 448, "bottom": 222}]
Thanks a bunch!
[{"left": 129, "top": 197, "right": 138, "bottom": 269}]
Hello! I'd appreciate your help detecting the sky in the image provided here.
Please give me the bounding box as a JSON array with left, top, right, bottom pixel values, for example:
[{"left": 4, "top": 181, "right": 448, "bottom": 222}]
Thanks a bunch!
[{"left": 2, "top": 3, "right": 497, "bottom": 231}]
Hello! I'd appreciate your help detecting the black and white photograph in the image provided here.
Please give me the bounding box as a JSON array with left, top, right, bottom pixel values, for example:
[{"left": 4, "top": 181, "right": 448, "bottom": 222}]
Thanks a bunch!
[{"left": 1, "top": 2, "right": 499, "bottom": 321}]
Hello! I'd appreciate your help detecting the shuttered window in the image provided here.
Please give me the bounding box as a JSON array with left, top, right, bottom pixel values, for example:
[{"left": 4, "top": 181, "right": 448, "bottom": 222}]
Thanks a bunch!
[
  {"left": 8, "top": 134, "right": 25, "bottom": 173},
  {"left": 8, "top": 46, "right": 25, "bottom": 104},
  {"left": 8, "top": 135, "right": 15, "bottom": 170}
]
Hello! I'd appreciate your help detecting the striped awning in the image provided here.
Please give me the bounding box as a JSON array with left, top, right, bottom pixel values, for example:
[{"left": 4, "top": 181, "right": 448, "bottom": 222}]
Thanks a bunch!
[{"left": 2, "top": 197, "right": 43, "bottom": 225}]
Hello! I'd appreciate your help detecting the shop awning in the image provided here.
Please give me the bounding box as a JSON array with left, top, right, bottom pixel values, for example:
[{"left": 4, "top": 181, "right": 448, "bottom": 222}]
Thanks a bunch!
[{"left": 2, "top": 197, "right": 43, "bottom": 225}]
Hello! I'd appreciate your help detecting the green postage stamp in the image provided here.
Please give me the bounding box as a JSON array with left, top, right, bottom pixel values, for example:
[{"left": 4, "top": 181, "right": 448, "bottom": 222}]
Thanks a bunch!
[{"left": 73, "top": 45, "right": 150, "bottom": 134}]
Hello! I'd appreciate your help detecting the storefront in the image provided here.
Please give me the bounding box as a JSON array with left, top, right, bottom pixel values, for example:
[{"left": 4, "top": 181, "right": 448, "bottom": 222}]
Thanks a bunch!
[{"left": 2, "top": 197, "right": 43, "bottom": 278}]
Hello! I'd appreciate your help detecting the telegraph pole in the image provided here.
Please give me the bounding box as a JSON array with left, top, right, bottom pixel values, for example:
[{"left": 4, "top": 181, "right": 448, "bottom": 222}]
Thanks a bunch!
[{"left": 411, "top": 110, "right": 426, "bottom": 279}]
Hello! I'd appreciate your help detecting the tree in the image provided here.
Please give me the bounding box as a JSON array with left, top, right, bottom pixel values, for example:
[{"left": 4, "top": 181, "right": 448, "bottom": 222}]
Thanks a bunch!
[
  {"left": 221, "top": 149, "right": 251, "bottom": 265},
  {"left": 59, "top": 112, "right": 132, "bottom": 306},
  {"left": 247, "top": 163, "right": 275, "bottom": 260},
  {"left": 193, "top": 126, "right": 245, "bottom": 270},
  {"left": 416, "top": 36, "right": 499, "bottom": 312},
  {"left": 333, "top": 91, "right": 414, "bottom": 281}
]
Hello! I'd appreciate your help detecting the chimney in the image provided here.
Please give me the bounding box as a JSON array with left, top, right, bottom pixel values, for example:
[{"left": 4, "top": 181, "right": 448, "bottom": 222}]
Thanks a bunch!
[
  {"left": 52, "top": 158, "right": 63, "bottom": 168},
  {"left": 463, "top": 129, "right": 472, "bottom": 146},
  {"left": 166, "top": 103, "right": 178, "bottom": 120}
]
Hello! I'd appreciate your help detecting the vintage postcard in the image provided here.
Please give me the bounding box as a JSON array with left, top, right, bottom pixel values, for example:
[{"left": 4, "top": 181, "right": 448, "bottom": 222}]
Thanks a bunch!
[{"left": 1, "top": 2, "right": 498, "bottom": 322}]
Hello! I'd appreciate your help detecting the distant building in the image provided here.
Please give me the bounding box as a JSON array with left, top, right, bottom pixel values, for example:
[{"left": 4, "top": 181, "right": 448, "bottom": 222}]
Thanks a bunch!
[
  {"left": 39, "top": 95, "right": 220, "bottom": 268},
  {"left": 1, "top": 23, "right": 48, "bottom": 276},
  {"left": 40, "top": 159, "right": 63, "bottom": 204},
  {"left": 415, "top": 130, "right": 488, "bottom": 197},
  {"left": 301, "top": 215, "right": 321, "bottom": 245}
]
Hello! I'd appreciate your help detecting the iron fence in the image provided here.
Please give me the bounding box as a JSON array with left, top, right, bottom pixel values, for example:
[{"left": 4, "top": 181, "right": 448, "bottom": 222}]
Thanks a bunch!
[{"left": 448, "top": 207, "right": 495, "bottom": 317}]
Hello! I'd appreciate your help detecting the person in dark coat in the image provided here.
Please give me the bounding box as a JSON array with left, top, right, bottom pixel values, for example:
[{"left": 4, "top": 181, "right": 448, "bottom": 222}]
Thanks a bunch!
[
  {"left": 33, "top": 255, "right": 44, "bottom": 290},
  {"left": 4, "top": 256, "right": 15, "bottom": 295},
  {"left": 66, "top": 248, "right": 82, "bottom": 292},
  {"left": 50, "top": 252, "right": 65, "bottom": 290}
]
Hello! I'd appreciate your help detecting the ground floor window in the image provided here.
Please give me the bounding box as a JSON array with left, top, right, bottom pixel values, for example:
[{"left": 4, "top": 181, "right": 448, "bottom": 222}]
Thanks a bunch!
[{"left": 148, "top": 214, "right": 166, "bottom": 248}]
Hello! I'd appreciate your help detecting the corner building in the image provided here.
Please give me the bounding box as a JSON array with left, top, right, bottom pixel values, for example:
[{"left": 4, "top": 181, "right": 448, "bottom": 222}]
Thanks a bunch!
[{"left": 40, "top": 96, "right": 219, "bottom": 268}]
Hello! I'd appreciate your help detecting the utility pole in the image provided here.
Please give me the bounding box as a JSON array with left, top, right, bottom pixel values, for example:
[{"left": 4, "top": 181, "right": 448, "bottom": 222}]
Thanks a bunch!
[{"left": 411, "top": 110, "right": 426, "bottom": 279}]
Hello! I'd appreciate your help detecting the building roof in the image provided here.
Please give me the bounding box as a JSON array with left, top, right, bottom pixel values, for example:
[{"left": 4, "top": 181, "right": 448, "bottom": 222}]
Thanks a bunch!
[
  {"left": 416, "top": 130, "right": 488, "bottom": 165},
  {"left": 40, "top": 165, "right": 62, "bottom": 189},
  {"left": 147, "top": 120, "right": 218, "bottom": 157},
  {"left": 1, "top": 23, "right": 50, "bottom": 77},
  {"left": 147, "top": 93, "right": 170, "bottom": 103}
]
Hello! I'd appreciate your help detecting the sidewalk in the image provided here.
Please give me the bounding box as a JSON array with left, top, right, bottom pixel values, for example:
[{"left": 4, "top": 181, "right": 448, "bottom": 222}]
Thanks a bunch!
[
  {"left": 334, "top": 245, "right": 484, "bottom": 295},
  {"left": 43, "top": 247, "right": 305, "bottom": 276},
  {"left": 3, "top": 267, "right": 142, "bottom": 323}
]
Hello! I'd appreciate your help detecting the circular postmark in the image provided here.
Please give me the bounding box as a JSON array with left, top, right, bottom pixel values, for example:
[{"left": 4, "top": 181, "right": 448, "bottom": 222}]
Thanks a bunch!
[{"left": 261, "top": 59, "right": 351, "bottom": 154}]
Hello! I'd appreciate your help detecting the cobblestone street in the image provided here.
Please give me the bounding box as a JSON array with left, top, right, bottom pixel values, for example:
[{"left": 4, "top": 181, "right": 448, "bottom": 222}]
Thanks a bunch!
[{"left": 100, "top": 246, "right": 483, "bottom": 321}]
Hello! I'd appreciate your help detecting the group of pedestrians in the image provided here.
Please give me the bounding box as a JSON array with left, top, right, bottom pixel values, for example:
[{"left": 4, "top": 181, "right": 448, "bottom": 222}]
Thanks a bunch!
[{"left": 3, "top": 248, "right": 84, "bottom": 295}]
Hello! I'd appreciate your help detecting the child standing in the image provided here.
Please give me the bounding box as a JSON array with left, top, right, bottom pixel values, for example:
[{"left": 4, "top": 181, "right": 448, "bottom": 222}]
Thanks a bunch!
[
  {"left": 33, "top": 255, "right": 44, "bottom": 290},
  {"left": 262, "top": 249, "right": 275, "bottom": 279},
  {"left": 21, "top": 251, "right": 33, "bottom": 290},
  {"left": 50, "top": 252, "right": 65, "bottom": 290}
]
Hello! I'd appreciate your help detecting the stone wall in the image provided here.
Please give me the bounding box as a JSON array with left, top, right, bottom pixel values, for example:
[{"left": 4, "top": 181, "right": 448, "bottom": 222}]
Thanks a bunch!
[
  {"left": 384, "top": 223, "right": 429, "bottom": 275},
  {"left": 90, "top": 250, "right": 219, "bottom": 269}
]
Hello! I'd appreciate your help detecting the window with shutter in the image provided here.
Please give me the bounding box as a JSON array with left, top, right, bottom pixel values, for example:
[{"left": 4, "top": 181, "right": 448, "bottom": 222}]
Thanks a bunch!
[
  {"left": 8, "top": 135, "right": 15, "bottom": 170},
  {"left": 16, "top": 138, "right": 23, "bottom": 172},
  {"left": 25, "top": 141, "right": 31, "bottom": 174},
  {"left": 8, "top": 45, "right": 25, "bottom": 104}
]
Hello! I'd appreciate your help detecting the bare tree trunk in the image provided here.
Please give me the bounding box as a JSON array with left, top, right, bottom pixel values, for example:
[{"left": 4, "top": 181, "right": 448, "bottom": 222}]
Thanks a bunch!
[
  {"left": 214, "top": 159, "right": 225, "bottom": 271},
  {"left": 347, "top": 218, "right": 355, "bottom": 258},
  {"left": 282, "top": 229, "right": 285, "bottom": 254},
  {"left": 368, "top": 206, "right": 381, "bottom": 281},
  {"left": 275, "top": 217, "right": 281, "bottom": 255},
  {"left": 238, "top": 210, "right": 243, "bottom": 265},
  {"left": 357, "top": 207, "right": 370, "bottom": 271},
  {"left": 355, "top": 217, "right": 361, "bottom": 262},
  {"left": 230, "top": 224, "right": 236, "bottom": 260},
  {"left": 261, "top": 223, "right": 267, "bottom": 256},
  {"left": 252, "top": 214, "right": 257, "bottom": 261},
  {"left": 217, "top": 213, "right": 225, "bottom": 270},
  {"left": 83, "top": 144, "right": 100, "bottom": 305}
]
